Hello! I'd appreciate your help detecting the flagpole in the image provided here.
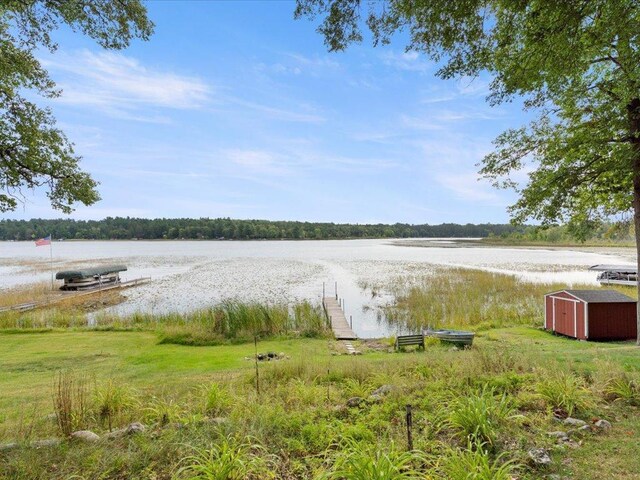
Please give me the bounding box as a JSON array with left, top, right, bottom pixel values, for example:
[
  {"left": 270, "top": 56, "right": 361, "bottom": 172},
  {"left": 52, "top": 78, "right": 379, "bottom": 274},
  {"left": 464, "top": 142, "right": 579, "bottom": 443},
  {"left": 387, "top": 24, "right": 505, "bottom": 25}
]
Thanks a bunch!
[{"left": 50, "top": 233, "right": 53, "bottom": 291}]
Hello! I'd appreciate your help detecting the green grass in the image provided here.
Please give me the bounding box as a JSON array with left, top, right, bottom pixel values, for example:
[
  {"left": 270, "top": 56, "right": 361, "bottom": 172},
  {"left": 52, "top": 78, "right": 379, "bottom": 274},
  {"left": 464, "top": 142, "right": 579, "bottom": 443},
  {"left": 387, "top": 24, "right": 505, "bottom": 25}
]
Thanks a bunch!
[{"left": 1, "top": 327, "right": 640, "bottom": 478}]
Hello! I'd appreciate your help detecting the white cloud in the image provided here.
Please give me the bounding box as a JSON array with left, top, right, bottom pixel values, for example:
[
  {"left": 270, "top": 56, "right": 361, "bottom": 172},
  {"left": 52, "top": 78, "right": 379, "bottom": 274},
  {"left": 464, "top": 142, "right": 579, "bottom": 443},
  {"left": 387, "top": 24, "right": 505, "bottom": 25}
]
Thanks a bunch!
[
  {"left": 43, "top": 50, "right": 211, "bottom": 113},
  {"left": 436, "top": 173, "right": 505, "bottom": 204},
  {"left": 380, "top": 50, "right": 431, "bottom": 72}
]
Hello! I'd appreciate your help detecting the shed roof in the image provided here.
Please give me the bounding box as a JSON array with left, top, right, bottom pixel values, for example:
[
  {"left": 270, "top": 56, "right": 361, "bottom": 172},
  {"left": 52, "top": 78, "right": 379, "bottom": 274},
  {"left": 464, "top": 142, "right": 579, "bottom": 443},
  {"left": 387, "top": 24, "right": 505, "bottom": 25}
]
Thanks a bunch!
[{"left": 562, "top": 289, "right": 636, "bottom": 303}]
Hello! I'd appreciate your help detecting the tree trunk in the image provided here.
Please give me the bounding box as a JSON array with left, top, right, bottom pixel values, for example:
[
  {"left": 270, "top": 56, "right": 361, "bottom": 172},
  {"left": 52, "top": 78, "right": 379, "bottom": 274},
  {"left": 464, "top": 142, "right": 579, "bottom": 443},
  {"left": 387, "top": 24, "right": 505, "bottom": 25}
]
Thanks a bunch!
[{"left": 629, "top": 98, "right": 640, "bottom": 346}]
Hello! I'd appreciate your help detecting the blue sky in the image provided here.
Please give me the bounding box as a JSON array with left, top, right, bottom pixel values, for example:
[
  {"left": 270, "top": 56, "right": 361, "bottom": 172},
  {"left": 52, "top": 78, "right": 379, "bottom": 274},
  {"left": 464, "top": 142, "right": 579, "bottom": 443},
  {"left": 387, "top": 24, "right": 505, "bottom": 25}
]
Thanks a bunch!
[{"left": 7, "top": 1, "right": 532, "bottom": 224}]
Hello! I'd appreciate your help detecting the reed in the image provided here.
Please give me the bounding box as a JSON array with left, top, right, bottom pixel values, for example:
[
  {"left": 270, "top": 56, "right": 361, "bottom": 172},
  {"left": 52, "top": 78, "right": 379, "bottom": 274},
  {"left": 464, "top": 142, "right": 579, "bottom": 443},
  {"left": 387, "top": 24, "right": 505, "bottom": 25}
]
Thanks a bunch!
[{"left": 383, "top": 268, "right": 623, "bottom": 331}]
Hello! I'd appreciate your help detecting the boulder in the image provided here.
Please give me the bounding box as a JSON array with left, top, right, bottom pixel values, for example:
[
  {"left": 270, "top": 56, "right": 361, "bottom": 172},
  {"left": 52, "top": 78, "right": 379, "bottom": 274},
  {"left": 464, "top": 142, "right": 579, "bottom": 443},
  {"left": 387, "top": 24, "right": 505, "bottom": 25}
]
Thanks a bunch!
[
  {"left": 31, "top": 438, "right": 61, "bottom": 448},
  {"left": 547, "top": 431, "right": 569, "bottom": 442},
  {"left": 563, "top": 417, "right": 587, "bottom": 427},
  {"left": 371, "top": 385, "right": 393, "bottom": 396},
  {"left": 346, "top": 397, "right": 364, "bottom": 408},
  {"left": 594, "top": 419, "right": 612, "bottom": 431},
  {"left": 126, "top": 422, "right": 145, "bottom": 434},
  {"left": 367, "top": 394, "right": 383, "bottom": 404},
  {"left": 70, "top": 430, "right": 100, "bottom": 443},
  {"left": 0, "top": 442, "right": 19, "bottom": 452},
  {"left": 528, "top": 448, "right": 552, "bottom": 466}
]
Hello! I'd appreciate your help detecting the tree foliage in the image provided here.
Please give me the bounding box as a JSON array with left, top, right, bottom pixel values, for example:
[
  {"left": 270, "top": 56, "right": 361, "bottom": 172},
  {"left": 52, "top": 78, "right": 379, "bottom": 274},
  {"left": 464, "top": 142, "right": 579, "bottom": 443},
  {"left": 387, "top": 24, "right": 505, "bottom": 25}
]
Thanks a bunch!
[
  {"left": 0, "top": 217, "right": 522, "bottom": 241},
  {"left": 0, "top": 0, "right": 153, "bottom": 213}
]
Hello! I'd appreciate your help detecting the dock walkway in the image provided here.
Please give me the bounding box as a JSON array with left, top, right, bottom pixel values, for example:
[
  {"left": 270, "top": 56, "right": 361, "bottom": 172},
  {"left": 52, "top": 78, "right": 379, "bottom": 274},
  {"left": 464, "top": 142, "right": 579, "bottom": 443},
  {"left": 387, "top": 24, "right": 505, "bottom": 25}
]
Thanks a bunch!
[{"left": 322, "top": 296, "right": 357, "bottom": 340}]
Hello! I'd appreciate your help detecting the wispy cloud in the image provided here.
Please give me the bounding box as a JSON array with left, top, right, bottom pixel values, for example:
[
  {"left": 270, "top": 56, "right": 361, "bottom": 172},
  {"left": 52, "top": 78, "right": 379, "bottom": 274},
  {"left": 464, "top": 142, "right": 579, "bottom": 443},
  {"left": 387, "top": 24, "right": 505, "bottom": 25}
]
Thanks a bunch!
[
  {"left": 43, "top": 50, "right": 211, "bottom": 115},
  {"left": 380, "top": 50, "right": 431, "bottom": 73},
  {"left": 436, "top": 173, "right": 506, "bottom": 204}
]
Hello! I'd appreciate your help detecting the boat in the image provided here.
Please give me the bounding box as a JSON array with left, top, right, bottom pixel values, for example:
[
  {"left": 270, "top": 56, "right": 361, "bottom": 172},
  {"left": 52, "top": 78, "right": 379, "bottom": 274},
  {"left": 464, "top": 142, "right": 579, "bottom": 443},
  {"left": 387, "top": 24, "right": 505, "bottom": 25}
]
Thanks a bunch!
[
  {"left": 424, "top": 328, "right": 475, "bottom": 347},
  {"left": 55, "top": 265, "right": 127, "bottom": 291},
  {"left": 589, "top": 264, "right": 637, "bottom": 286}
]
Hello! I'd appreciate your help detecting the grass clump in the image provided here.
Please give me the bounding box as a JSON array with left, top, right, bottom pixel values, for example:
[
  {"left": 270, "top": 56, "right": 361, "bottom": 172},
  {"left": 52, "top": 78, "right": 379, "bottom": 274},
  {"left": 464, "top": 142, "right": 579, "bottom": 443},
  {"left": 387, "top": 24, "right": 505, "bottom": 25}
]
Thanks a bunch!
[
  {"left": 175, "top": 437, "right": 275, "bottom": 480},
  {"left": 535, "top": 371, "right": 593, "bottom": 416},
  {"left": 53, "top": 370, "right": 88, "bottom": 437},
  {"left": 93, "top": 379, "right": 137, "bottom": 431},
  {"left": 439, "top": 443, "right": 519, "bottom": 480},
  {"left": 319, "top": 438, "right": 425, "bottom": 480},
  {"left": 446, "top": 388, "right": 516, "bottom": 448}
]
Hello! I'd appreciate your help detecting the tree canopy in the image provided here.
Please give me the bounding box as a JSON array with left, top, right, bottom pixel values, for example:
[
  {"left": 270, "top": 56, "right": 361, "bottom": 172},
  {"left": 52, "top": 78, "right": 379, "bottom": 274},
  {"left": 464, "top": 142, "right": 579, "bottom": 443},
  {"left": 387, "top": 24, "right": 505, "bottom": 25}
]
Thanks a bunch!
[{"left": 0, "top": 0, "right": 153, "bottom": 213}]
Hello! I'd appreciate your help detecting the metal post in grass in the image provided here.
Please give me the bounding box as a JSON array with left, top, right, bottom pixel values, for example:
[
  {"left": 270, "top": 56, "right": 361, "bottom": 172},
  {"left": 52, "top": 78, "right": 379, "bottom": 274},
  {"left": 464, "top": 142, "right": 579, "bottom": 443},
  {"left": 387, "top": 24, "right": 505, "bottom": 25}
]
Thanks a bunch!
[
  {"left": 254, "top": 335, "right": 260, "bottom": 397},
  {"left": 327, "top": 368, "right": 330, "bottom": 402},
  {"left": 405, "top": 404, "right": 413, "bottom": 451}
]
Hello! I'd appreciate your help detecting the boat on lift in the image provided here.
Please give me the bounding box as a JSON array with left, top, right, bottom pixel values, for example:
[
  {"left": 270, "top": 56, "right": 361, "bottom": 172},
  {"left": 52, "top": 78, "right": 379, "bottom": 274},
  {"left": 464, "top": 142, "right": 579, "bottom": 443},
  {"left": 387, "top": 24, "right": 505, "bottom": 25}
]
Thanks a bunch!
[
  {"left": 55, "top": 265, "right": 127, "bottom": 291},
  {"left": 589, "top": 264, "right": 637, "bottom": 286}
]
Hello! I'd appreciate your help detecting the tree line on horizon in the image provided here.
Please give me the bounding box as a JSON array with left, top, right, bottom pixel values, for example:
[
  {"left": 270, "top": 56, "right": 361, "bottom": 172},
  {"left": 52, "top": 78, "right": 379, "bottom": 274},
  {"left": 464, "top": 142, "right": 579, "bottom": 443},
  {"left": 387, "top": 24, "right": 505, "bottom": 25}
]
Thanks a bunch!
[{"left": 0, "top": 218, "right": 525, "bottom": 241}]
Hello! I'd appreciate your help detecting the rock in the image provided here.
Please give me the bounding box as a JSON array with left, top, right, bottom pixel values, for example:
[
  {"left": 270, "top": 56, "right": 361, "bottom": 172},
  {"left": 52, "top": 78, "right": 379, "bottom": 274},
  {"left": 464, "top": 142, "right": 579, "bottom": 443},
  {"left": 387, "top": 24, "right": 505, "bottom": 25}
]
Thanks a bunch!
[
  {"left": 528, "top": 448, "right": 552, "bottom": 466},
  {"left": 31, "top": 438, "right": 61, "bottom": 448},
  {"left": 367, "top": 394, "right": 383, "bottom": 404},
  {"left": 126, "top": 422, "right": 145, "bottom": 434},
  {"left": 563, "top": 417, "right": 587, "bottom": 427},
  {"left": 70, "top": 430, "right": 100, "bottom": 443},
  {"left": 547, "top": 431, "right": 569, "bottom": 441},
  {"left": 346, "top": 397, "right": 364, "bottom": 408},
  {"left": 0, "top": 442, "right": 19, "bottom": 452},
  {"left": 371, "top": 385, "right": 393, "bottom": 396},
  {"left": 43, "top": 413, "right": 58, "bottom": 423},
  {"left": 594, "top": 419, "right": 612, "bottom": 430},
  {"left": 567, "top": 425, "right": 591, "bottom": 437}
]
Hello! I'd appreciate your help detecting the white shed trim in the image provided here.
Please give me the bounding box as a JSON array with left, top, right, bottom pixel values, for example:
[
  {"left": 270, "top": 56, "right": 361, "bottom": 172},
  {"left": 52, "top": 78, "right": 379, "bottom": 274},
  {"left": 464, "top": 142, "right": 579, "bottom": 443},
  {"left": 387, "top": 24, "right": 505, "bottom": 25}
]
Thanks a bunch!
[
  {"left": 574, "top": 301, "right": 577, "bottom": 337},
  {"left": 552, "top": 297, "right": 556, "bottom": 330},
  {"left": 585, "top": 304, "right": 589, "bottom": 339}
]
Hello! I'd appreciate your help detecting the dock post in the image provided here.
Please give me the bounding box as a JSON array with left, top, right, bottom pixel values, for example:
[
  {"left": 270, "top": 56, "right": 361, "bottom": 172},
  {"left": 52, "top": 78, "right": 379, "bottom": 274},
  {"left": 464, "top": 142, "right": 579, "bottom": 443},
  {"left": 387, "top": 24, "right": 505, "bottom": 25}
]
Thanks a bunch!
[
  {"left": 335, "top": 281, "right": 338, "bottom": 300},
  {"left": 350, "top": 315, "right": 353, "bottom": 329},
  {"left": 406, "top": 404, "right": 413, "bottom": 451}
]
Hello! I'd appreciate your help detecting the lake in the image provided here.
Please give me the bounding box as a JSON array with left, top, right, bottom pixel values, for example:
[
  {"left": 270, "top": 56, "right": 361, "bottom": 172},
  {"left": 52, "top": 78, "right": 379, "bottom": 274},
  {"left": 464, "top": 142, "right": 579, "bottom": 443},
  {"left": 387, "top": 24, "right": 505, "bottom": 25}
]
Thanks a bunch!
[{"left": 1, "top": 239, "right": 634, "bottom": 337}]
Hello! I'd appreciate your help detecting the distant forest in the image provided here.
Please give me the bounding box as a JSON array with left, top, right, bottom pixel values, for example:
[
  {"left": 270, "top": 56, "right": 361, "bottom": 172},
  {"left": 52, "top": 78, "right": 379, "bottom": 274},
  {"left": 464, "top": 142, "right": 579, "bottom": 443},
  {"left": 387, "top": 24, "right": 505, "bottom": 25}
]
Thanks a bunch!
[{"left": 0, "top": 218, "right": 525, "bottom": 241}]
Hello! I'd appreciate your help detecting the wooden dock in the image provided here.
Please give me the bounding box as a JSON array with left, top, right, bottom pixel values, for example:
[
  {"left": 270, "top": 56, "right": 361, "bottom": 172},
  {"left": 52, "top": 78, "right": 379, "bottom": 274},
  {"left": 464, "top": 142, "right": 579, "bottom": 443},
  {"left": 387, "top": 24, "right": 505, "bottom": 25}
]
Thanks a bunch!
[
  {"left": 322, "top": 296, "right": 357, "bottom": 340},
  {"left": 0, "top": 277, "right": 151, "bottom": 313}
]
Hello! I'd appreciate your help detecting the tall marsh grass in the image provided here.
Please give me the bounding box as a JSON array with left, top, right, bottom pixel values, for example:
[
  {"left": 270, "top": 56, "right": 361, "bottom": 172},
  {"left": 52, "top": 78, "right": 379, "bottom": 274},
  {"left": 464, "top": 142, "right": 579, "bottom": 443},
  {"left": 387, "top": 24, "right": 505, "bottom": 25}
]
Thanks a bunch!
[{"left": 384, "top": 268, "right": 603, "bottom": 331}]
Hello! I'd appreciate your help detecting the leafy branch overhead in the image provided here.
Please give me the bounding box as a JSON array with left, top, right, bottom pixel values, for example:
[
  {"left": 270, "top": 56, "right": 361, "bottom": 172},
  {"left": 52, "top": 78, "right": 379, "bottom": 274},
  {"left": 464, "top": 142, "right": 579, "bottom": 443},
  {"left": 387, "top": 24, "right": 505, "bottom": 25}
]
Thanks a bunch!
[
  {"left": 295, "top": 0, "right": 640, "bottom": 226},
  {"left": 0, "top": 0, "right": 153, "bottom": 213}
]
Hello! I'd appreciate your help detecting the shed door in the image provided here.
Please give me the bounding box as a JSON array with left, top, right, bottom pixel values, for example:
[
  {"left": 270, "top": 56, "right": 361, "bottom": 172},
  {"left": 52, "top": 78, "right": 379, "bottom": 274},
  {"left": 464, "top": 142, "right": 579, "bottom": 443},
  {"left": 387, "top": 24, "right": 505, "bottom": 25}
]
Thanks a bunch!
[{"left": 555, "top": 299, "right": 577, "bottom": 337}]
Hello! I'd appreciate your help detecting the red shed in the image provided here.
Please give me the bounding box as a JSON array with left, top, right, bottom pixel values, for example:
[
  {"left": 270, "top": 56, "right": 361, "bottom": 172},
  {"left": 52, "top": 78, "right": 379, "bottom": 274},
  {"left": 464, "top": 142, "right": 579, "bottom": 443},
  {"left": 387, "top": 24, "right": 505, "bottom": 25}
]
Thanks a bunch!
[{"left": 544, "top": 290, "right": 637, "bottom": 340}]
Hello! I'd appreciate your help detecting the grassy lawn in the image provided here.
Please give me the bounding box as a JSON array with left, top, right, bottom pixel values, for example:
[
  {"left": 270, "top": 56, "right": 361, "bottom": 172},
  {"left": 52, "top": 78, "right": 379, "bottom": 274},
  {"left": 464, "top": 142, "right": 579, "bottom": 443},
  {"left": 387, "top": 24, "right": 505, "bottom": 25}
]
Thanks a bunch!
[
  {"left": 1, "top": 326, "right": 639, "bottom": 478},
  {"left": 0, "top": 331, "right": 331, "bottom": 420}
]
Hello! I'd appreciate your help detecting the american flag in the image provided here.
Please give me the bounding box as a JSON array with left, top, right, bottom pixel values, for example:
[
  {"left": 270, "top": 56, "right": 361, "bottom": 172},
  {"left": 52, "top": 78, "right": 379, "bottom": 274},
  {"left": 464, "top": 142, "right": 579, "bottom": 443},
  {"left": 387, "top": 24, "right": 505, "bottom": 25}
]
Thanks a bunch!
[{"left": 35, "top": 235, "right": 51, "bottom": 247}]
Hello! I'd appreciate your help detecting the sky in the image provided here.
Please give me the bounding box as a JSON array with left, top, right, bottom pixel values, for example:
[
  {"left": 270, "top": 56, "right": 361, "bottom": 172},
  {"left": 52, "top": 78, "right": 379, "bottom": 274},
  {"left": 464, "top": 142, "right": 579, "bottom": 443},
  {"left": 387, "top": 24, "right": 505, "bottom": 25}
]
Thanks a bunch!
[{"left": 6, "top": 1, "right": 533, "bottom": 224}]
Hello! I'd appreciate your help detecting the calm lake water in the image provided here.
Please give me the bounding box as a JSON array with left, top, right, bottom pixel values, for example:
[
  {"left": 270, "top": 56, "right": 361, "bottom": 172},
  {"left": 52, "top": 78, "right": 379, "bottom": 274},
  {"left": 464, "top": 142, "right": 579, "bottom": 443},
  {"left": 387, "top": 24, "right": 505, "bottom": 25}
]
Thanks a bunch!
[{"left": 0, "top": 239, "right": 635, "bottom": 337}]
